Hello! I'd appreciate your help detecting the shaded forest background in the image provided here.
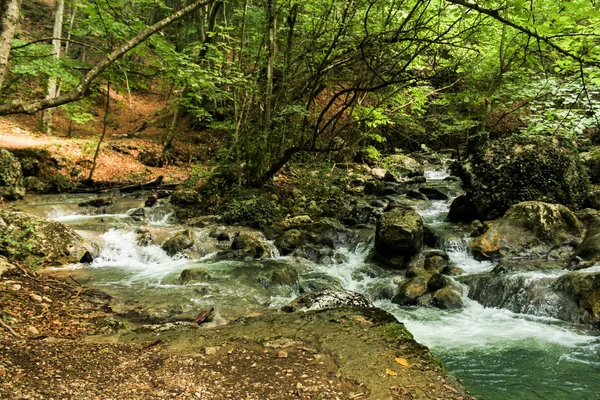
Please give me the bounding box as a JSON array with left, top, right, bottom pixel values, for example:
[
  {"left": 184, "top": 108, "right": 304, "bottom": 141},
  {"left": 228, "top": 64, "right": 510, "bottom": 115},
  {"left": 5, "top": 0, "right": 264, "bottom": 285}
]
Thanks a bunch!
[{"left": 1, "top": 0, "right": 600, "bottom": 186}]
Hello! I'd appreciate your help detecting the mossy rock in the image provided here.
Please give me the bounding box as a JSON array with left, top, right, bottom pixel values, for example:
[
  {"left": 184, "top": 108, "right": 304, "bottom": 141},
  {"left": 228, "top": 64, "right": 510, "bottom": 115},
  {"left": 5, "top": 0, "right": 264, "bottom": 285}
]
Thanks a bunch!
[
  {"left": 470, "top": 201, "right": 584, "bottom": 260},
  {"left": 0, "top": 148, "right": 25, "bottom": 200},
  {"left": 0, "top": 209, "right": 86, "bottom": 267},
  {"left": 459, "top": 135, "right": 590, "bottom": 220},
  {"left": 375, "top": 207, "right": 423, "bottom": 268}
]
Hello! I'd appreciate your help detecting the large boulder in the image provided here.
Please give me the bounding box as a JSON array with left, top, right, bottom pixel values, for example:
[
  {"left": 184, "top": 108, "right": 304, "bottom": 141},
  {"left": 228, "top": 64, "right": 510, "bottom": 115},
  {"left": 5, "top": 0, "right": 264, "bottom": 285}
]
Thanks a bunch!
[
  {"left": 385, "top": 154, "right": 425, "bottom": 178},
  {"left": 470, "top": 201, "right": 584, "bottom": 260},
  {"left": 554, "top": 271, "right": 600, "bottom": 327},
  {"left": 0, "top": 148, "right": 25, "bottom": 200},
  {"left": 0, "top": 209, "right": 86, "bottom": 267},
  {"left": 162, "top": 230, "right": 195, "bottom": 256},
  {"left": 375, "top": 207, "right": 423, "bottom": 268},
  {"left": 459, "top": 135, "right": 590, "bottom": 221},
  {"left": 581, "top": 147, "right": 600, "bottom": 184}
]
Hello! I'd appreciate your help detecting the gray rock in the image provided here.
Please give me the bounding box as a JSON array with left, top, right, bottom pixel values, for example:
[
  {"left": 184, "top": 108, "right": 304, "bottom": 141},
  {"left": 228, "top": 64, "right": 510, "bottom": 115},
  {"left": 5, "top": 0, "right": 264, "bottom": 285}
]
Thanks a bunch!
[
  {"left": 180, "top": 268, "right": 211, "bottom": 284},
  {"left": 162, "top": 230, "right": 194, "bottom": 256},
  {"left": 432, "top": 286, "right": 464, "bottom": 310}
]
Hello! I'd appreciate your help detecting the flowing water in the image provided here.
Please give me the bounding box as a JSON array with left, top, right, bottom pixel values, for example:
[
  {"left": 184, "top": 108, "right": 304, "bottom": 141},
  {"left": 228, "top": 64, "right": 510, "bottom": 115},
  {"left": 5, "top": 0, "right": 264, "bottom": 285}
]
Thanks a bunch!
[{"left": 14, "top": 179, "right": 600, "bottom": 399}]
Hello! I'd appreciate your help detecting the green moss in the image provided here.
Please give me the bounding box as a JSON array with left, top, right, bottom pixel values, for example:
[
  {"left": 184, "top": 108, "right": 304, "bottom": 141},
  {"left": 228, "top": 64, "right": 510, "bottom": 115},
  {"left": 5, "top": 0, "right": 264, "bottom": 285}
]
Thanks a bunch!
[
  {"left": 379, "top": 322, "right": 414, "bottom": 341},
  {"left": 223, "top": 192, "right": 282, "bottom": 229}
]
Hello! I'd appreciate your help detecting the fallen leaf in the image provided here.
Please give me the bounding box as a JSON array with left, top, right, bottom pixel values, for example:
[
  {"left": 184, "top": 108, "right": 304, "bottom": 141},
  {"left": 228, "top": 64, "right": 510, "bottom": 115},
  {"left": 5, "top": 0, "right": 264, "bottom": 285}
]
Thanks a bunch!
[
  {"left": 385, "top": 368, "right": 398, "bottom": 376},
  {"left": 395, "top": 357, "right": 409, "bottom": 367}
]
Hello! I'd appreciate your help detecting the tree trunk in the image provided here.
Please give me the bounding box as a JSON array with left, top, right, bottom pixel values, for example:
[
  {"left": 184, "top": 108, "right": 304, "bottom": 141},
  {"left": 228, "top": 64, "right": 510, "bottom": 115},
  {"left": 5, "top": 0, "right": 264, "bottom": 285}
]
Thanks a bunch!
[
  {"left": 0, "top": 0, "right": 20, "bottom": 92},
  {"left": 42, "top": 0, "right": 65, "bottom": 133},
  {"left": 87, "top": 81, "right": 110, "bottom": 183}
]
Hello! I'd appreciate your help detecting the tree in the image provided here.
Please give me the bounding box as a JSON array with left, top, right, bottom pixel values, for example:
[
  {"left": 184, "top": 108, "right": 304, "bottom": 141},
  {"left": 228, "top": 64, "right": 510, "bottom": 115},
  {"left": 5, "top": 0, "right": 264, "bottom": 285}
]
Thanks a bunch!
[
  {"left": 0, "top": 0, "right": 20, "bottom": 92},
  {"left": 0, "top": 0, "right": 213, "bottom": 116}
]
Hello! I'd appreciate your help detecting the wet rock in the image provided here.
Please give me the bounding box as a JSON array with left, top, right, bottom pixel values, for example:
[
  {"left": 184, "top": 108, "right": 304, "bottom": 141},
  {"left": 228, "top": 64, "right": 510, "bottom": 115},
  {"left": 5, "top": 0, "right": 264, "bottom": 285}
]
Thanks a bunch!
[
  {"left": 0, "top": 148, "right": 25, "bottom": 200},
  {"left": 162, "top": 230, "right": 194, "bottom": 256},
  {"left": 375, "top": 207, "right": 423, "bottom": 268},
  {"left": 418, "top": 187, "right": 449, "bottom": 200},
  {"left": 145, "top": 194, "right": 158, "bottom": 207},
  {"left": 406, "top": 190, "right": 428, "bottom": 201},
  {"left": 80, "top": 251, "right": 94, "bottom": 264},
  {"left": 128, "top": 207, "right": 146, "bottom": 221},
  {"left": 259, "top": 263, "right": 299, "bottom": 288},
  {"left": 274, "top": 229, "right": 305, "bottom": 255},
  {"left": 432, "top": 286, "right": 464, "bottom": 310},
  {"left": 457, "top": 135, "right": 589, "bottom": 221},
  {"left": 0, "top": 209, "right": 86, "bottom": 266},
  {"left": 78, "top": 197, "right": 113, "bottom": 207},
  {"left": 423, "top": 226, "right": 440, "bottom": 248},
  {"left": 470, "top": 201, "right": 584, "bottom": 260},
  {"left": 136, "top": 228, "right": 155, "bottom": 246},
  {"left": 573, "top": 219, "right": 600, "bottom": 262},
  {"left": 179, "top": 268, "right": 211, "bottom": 284},
  {"left": 583, "top": 185, "right": 600, "bottom": 210},
  {"left": 427, "top": 273, "right": 449, "bottom": 291},
  {"left": 391, "top": 277, "right": 428, "bottom": 306},
  {"left": 447, "top": 195, "right": 479, "bottom": 223},
  {"left": 554, "top": 271, "right": 600, "bottom": 326},
  {"left": 282, "top": 289, "right": 373, "bottom": 312},
  {"left": 209, "top": 226, "right": 231, "bottom": 242},
  {"left": 231, "top": 233, "right": 266, "bottom": 258}
]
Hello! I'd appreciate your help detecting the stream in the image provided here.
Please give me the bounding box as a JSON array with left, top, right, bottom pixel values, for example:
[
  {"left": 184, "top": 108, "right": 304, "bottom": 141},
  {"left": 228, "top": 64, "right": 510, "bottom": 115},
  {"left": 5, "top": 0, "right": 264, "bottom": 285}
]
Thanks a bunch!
[{"left": 14, "top": 170, "right": 600, "bottom": 399}]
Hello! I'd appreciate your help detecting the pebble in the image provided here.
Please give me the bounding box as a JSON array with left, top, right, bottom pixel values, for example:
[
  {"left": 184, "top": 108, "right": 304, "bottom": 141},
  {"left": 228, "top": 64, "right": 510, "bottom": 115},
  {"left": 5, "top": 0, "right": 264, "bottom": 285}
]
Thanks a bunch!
[
  {"left": 12, "top": 284, "right": 21, "bottom": 291},
  {"left": 30, "top": 293, "right": 43, "bottom": 302},
  {"left": 27, "top": 326, "right": 40, "bottom": 335}
]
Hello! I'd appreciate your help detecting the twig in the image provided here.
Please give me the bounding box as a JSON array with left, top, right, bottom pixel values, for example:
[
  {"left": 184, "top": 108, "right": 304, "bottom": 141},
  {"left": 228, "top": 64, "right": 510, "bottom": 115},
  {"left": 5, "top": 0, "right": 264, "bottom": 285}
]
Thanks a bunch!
[
  {"left": 71, "top": 288, "right": 83, "bottom": 299},
  {"left": 0, "top": 319, "right": 21, "bottom": 338}
]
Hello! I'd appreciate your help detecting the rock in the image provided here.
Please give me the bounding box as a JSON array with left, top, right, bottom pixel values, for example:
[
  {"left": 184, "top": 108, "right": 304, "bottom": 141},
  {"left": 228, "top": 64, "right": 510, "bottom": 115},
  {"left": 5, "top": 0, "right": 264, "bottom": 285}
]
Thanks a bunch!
[
  {"left": 261, "top": 263, "right": 299, "bottom": 287},
  {"left": 375, "top": 207, "right": 424, "bottom": 268},
  {"left": 427, "top": 273, "right": 449, "bottom": 291},
  {"left": 447, "top": 195, "right": 479, "bottom": 223},
  {"left": 432, "top": 286, "right": 464, "bottom": 310},
  {"left": 209, "top": 226, "right": 231, "bottom": 242},
  {"left": 162, "top": 230, "right": 194, "bottom": 256},
  {"left": 554, "top": 271, "right": 600, "bottom": 326},
  {"left": 128, "top": 207, "right": 146, "bottom": 221},
  {"left": 80, "top": 251, "right": 94, "bottom": 264},
  {"left": 274, "top": 229, "right": 305, "bottom": 256},
  {"left": 458, "top": 135, "right": 590, "bottom": 221},
  {"left": 23, "top": 176, "right": 52, "bottom": 194},
  {"left": 0, "top": 256, "right": 15, "bottom": 276},
  {"left": 287, "top": 215, "right": 313, "bottom": 225},
  {"left": 145, "top": 194, "right": 158, "bottom": 207},
  {"left": 423, "top": 226, "right": 440, "bottom": 248},
  {"left": 583, "top": 185, "right": 600, "bottom": 210},
  {"left": 282, "top": 289, "right": 373, "bottom": 312},
  {"left": 170, "top": 189, "right": 201, "bottom": 206},
  {"left": 391, "top": 277, "right": 428, "bottom": 306},
  {"left": 179, "top": 268, "right": 211, "bottom": 284},
  {"left": 470, "top": 201, "right": 584, "bottom": 260},
  {"left": 19, "top": 157, "right": 40, "bottom": 176},
  {"left": 0, "top": 148, "right": 25, "bottom": 200},
  {"left": 406, "top": 190, "right": 428, "bottom": 201},
  {"left": 385, "top": 154, "right": 425, "bottom": 178},
  {"left": 136, "top": 228, "right": 155, "bottom": 246},
  {"left": 370, "top": 168, "right": 387, "bottom": 180},
  {"left": 573, "top": 219, "right": 600, "bottom": 262},
  {"left": 78, "top": 197, "right": 113, "bottom": 207},
  {"left": 418, "top": 187, "right": 449, "bottom": 200},
  {"left": 581, "top": 147, "right": 600, "bottom": 184},
  {"left": 231, "top": 233, "right": 266, "bottom": 258},
  {"left": 0, "top": 209, "right": 86, "bottom": 266}
]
